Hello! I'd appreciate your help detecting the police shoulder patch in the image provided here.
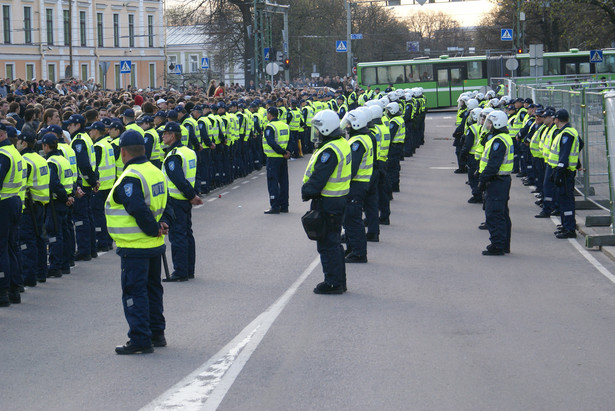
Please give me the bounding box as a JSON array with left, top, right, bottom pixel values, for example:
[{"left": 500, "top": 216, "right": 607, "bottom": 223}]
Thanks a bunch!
[
  {"left": 75, "top": 144, "right": 82, "bottom": 153},
  {"left": 144, "top": 136, "right": 149, "bottom": 144},
  {"left": 493, "top": 141, "right": 500, "bottom": 151},
  {"left": 352, "top": 142, "right": 360, "bottom": 151},
  {"left": 124, "top": 183, "right": 133, "bottom": 197},
  {"left": 320, "top": 152, "right": 331, "bottom": 163},
  {"left": 168, "top": 160, "right": 175, "bottom": 171},
  {"left": 562, "top": 136, "right": 568, "bottom": 145}
]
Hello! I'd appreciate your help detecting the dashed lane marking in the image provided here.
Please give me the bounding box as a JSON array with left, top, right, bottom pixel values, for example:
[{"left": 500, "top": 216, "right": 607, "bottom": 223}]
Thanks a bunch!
[
  {"left": 242, "top": 181, "right": 250, "bottom": 185},
  {"left": 251, "top": 176, "right": 258, "bottom": 180},
  {"left": 207, "top": 198, "right": 217, "bottom": 203},
  {"left": 193, "top": 204, "right": 204, "bottom": 209},
  {"left": 429, "top": 166, "right": 457, "bottom": 170},
  {"left": 141, "top": 256, "right": 321, "bottom": 411},
  {"left": 232, "top": 186, "right": 240, "bottom": 190},
  {"left": 221, "top": 192, "right": 230, "bottom": 196}
]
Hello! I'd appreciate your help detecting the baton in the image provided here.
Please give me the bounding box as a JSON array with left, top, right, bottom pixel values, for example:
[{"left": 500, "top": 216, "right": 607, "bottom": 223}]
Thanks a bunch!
[
  {"left": 162, "top": 251, "right": 170, "bottom": 280},
  {"left": 26, "top": 197, "right": 40, "bottom": 237}
]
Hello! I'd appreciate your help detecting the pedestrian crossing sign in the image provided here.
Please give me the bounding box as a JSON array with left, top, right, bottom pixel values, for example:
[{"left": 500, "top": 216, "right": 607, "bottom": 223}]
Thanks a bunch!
[
  {"left": 120, "top": 60, "right": 131, "bottom": 74},
  {"left": 590, "top": 50, "right": 604, "bottom": 63},
  {"left": 336, "top": 41, "right": 348, "bottom": 53},
  {"left": 500, "top": 29, "right": 513, "bottom": 41},
  {"left": 173, "top": 64, "right": 182, "bottom": 75},
  {"left": 201, "top": 57, "right": 210, "bottom": 69}
]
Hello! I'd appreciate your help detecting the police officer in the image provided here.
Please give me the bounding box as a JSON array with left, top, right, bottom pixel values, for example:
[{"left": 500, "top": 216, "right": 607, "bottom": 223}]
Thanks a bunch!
[
  {"left": 341, "top": 109, "right": 373, "bottom": 263},
  {"left": 551, "top": 109, "right": 582, "bottom": 239},
  {"left": 460, "top": 107, "right": 483, "bottom": 203},
  {"left": 16, "top": 132, "right": 50, "bottom": 286},
  {"left": 478, "top": 111, "right": 514, "bottom": 255},
  {"left": 161, "top": 123, "right": 203, "bottom": 282},
  {"left": 385, "top": 102, "right": 405, "bottom": 194},
  {"left": 68, "top": 114, "right": 99, "bottom": 261},
  {"left": 302, "top": 109, "right": 351, "bottom": 294},
  {"left": 42, "top": 133, "right": 75, "bottom": 278},
  {"left": 138, "top": 116, "right": 161, "bottom": 167},
  {"left": 368, "top": 103, "right": 391, "bottom": 236},
  {"left": 262, "top": 107, "right": 291, "bottom": 214},
  {"left": 121, "top": 109, "right": 145, "bottom": 137},
  {"left": 90, "top": 121, "right": 116, "bottom": 252},
  {"left": 0, "top": 123, "right": 24, "bottom": 306},
  {"left": 104, "top": 130, "right": 171, "bottom": 354}
]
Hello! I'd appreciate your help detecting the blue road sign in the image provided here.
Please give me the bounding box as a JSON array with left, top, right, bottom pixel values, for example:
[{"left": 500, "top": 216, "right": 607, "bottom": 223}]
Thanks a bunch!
[
  {"left": 264, "top": 48, "right": 270, "bottom": 61},
  {"left": 120, "top": 60, "right": 131, "bottom": 74},
  {"left": 500, "top": 29, "right": 513, "bottom": 41},
  {"left": 336, "top": 40, "right": 348, "bottom": 53},
  {"left": 350, "top": 34, "right": 363, "bottom": 40},
  {"left": 590, "top": 50, "right": 604, "bottom": 63},
  {"left": 201, "top": 57, "right": 209, "bottom": 69},
  {"left": 173, "top": 64, "right": 182, "bottom": 75}
]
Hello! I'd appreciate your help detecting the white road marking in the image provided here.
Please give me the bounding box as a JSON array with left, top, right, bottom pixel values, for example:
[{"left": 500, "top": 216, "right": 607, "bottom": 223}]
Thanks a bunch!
[
  {"left": 241, "top": 181, "right": 250, "bottom": 185},
  {"left": 232, "top": 186, "right": 240, "bottom": 190},
  {"left": 429, "top": 166, "right": 457, "bottom": 170},
  {"left": 551, "top": 217, "right": 615, "bottom": 284},
  {"left": 141, "top": 256, "right": 321, "bottom": 411},
  {"left": 251, "top": 176, "right": 258, "bottom": 180},
  {"left": 193, "top": 204, "right": 204, "bottom": 209},
  {"left": 221, "top": 192, "right": 229, "bottom": 196},
  {"left": 258, "top": 172, "right": 265, "bottom": 176},
  {"left": 207, "top": 198, "right": 217, "bottom": 203}
]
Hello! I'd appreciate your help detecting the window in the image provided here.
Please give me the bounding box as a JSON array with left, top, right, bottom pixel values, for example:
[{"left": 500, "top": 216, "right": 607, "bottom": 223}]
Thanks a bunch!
[
  {"left": 190, "top": 55, "right": 198, "bottom": 72},
  {"left": 418, "top": 64, "right": 433, "bottom": 82},
  {"left": 80, "top": 11, "right": 86, "bottom": 46},
  {"left": 544, "top": 57, "right": 560, "bottom": 75},
  {"left": 467, "top": 61, "right": 483, "bottom": 79},
  {"left": 63, "top": 10, "right": 70, "bottom": 46},
  {"left": 130, "top": 63, "right": 136, "bottom": 88},
  {"left": 114, "top": 63, "right": 121, "bottom": 89},
  {"left": 597, "top": 55, "right": 615, "bottom": 74},
  {"left": 47, "top": 9, "right": 54, "bottom": 45},
  {"left": 149, "top": 63, "right": 156, "bottom": 88},
  {"left": 376, "top": 65, "right": 405, "bottom": 85},
  {"left": 81, "top": 64, "right": 88, "bottom": 81},
  {"left": 579, "top": 62, "right": 590, "bottom": 74},
  {"left": 3, "top": 5, "right": 10, "bottom": 44},
  {"left": 26, "top": 63, "right": 35, "bottom": 81},
  {"left": 24, "top": 7, "right": 32, "bottom": 44},
  {"left": 48, "top": 64, "right": 56, "bottom": 83},
  {"left": 128, "top": 14, "right": 134, "bottom": 48},
  {"left": 6, "top": 63, "right": 14, "bottom": 80},
  {"left": 97, "top": 13, "right": 103, "bottom": 47},
  {"left": 148, "top": 15, "right": 154, "bottom": 48},
  {"left": 565, "top": 63, "right": 576, "bottom": 74},
  {"left": 113, "top": 14, "right": 119, "bottom": 48},
  {"left": 361, "top": 67, "right": 377, "bottom": 86}
]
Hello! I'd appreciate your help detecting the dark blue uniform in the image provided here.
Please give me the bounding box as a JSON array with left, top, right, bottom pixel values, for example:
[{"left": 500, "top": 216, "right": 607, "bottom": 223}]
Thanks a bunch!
[
  {"left": 46, "top": 150, "right": 71, "bottom": 275},
  {"left": 72, "top": 130, "right": 99, "bottom": 259},
  {"left": 164, "top": 141, "right": 197, "bottom": 280},
  {"left": 302, "top": 133, "right": 347, "bottom": 290},
  {"left": 93, "top": 139, "right": 113, "bottom": 251},
  {"left": 196, "top": 117, "right": 213, "bottom": 193},
  {"left": 554, "top": 124, "right": 580, "bottom": 234},
  {"left": 344, "top": 128, "right": 370, "bottom": 260},
  {"left": 264, "top": 121, "right": 289, "bottom": 212},
  {"left": 113, "top": 155, "right": 172, "bottom": 349}
]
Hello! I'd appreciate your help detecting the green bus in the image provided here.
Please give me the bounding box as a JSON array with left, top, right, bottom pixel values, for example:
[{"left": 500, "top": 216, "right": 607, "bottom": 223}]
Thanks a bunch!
[{"left": 357, "top": 49, "right": 615, "bottom": 108}]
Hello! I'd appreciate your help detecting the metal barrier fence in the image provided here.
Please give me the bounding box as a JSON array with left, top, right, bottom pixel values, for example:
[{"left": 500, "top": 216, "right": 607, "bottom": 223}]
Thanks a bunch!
[{"left": 508, "top": 79, "right": 615, "bottom": 245}]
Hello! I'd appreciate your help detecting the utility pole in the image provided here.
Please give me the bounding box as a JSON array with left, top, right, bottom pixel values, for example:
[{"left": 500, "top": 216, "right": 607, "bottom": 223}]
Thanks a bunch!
[{"left": 346, "top": 0, "right": 352, "bottom": 77}]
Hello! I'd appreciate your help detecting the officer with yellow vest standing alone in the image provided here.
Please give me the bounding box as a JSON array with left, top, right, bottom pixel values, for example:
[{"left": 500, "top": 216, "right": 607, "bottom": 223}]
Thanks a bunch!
[
  {"left": 16, "top": 132, "right": 50, "bottom": 287},
  {"left": 0, "top": 123, "right": 24, "bottom": 306},
  {"left": 160, "top": 123, "right": 203, "bottom": 282},
  {"left": 302, "top": 109, "right": 351, "bottom": 294},
  {"left": 551, "top": 109, "right": 582, "bottom": 239},
  {"left": 104, "top": 131, "right": 171, "bottom": 354},
  {"left": 478, "top": 111, "right": 514, "bottom": 256},
  {"left": 263, "top": 107, "right": 290, "bottom": 214}
]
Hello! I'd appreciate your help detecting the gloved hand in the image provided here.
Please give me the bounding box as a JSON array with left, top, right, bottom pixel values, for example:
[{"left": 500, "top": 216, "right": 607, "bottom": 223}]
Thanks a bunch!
[
  {"left": 477, "top": 181, "right": 487, "bottom": 192},
  {"left": 553, "top": 167, "right": 565, "bottom": 187}
]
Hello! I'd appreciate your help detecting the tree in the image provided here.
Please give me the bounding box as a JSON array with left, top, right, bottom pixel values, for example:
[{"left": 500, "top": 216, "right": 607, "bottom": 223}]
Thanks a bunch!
[{"left": 405, "top": 11, "right": 469, "bottom": 54}]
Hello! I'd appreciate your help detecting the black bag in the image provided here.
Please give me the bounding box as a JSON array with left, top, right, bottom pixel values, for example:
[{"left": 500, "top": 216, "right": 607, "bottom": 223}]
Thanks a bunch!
[{"left": 301, "top": 209, "right": 327, "bottom": 241}]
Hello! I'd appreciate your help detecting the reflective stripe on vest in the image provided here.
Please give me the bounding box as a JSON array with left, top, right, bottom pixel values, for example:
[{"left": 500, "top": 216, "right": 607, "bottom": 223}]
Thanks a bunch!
[
  {"left": 303, "top": 138, "right": 351, "bottom": 197},
  {"left": 479, "top": 133, "right": 514, "bottom": 175},
  {"left": 94, "top": 138, "right": 116, "bottom": 190},
  {"left": 58, "top": 143, "right": 78, "bottom": 184},
  {"left": 374, "top": 122, "right": 391, "bottom": 162},
  {"left": 0, "top": 145, "right": 24, "bottom": 200},
  {"left": 468, "top": 123, "right": 480, "bottom": 155},
  {"left": 71, "top": 132, "right": 96, "bottom": 187},
  {"left": 549, "top": 126, "right": 580, "bottom": 170},
  {"left": 348, "top": 133, "right": 373, "bottom": 183},
  {"left": 163, "top": 145, "right": 197, "bottom": 200},
  {"left": 22, "top": 152, "right": 50, "bottom": 204},
  {"left": 105, "top": 162, "right": 167, "bottom": 248},
  {"left": 262, "top": 120, "right": 290, "bottom": 157},
  {"left": 529, "top": 124, "right": 546, "bottom": 158},
  {"left": 540, "top": 124, "right": 558, "bottom": 162},
  {"left": 390, "top": 116, "right": 406, "bottom": 144}
]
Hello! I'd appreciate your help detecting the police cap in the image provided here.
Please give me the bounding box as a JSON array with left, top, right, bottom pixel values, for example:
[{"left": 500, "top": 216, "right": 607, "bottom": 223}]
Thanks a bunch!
[
  {"left": 554, "top": 108, "right": 569, "bottom": 121},
  {"left": 44, "top": 124, "right": 63, "bottom": 135},
  {"left": 18, "top": 131, "right": 37, "bottom": 144},
  {"left": 41, "top": 133, "right": 58, "bottom": 145},
  {"left": 122, "top": 109, "right": 135, "bottom": 118},
  {"left": 108, "top": 121, "right": 125, "bottom": 130},
  {"left": 68, "top": 114, "right": 86, "bottom": 125},
  {"left": 155, "top": 111, "right": 167, "bottom": 118},
  {"left": 119, "top": 130, "right": 145, "bottom": 147},
  {"left": 86, "top": 121, "right": 106, "bottom": 132},
  {"left": 267, "top": 107, "right": 279, "bottom": 117},
  {"left": 167, "top": 110, "right": 179, "bottom": 119},
  {"left": 164, "top": 122, "right": 181, "bottom": 133}
]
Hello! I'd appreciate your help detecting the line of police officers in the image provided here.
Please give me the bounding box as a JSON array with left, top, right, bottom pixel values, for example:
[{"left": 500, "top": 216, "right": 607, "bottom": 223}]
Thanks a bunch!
[{"left": 454, "top": 91, "right": 582, "bottom": 256}]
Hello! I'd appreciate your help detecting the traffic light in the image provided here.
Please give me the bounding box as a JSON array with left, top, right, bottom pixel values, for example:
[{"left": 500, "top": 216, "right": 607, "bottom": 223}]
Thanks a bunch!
[
  {"left": 517, "top": 48, "right": 523, "bottom": 54},
  {"left": 284, "top": 58, "right": 290, "bottom": 69},
  {"left": 247, "top": 58, "right": 254, "bottom": 75}
]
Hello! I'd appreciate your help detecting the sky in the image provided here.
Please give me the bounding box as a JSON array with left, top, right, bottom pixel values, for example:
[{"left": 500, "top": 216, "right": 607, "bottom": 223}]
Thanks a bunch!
[{"left": 388, "top": 0, "right": 496, "bottom": 28}]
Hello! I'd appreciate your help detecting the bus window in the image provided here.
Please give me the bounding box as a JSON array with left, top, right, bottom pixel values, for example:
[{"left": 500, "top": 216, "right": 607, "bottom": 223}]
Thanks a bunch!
[
  {"left": 564, "top": 63, "right": 576, "bottom": 74},
  {"left": 419, "top": 64, "right": 433, "bottom": 82},
  {"left": 362, "top": 67, "right": 377, "bottom": 85},
  {"left": 377, "top": 66, "right": 389, "bottom": 84},
  {"left": 437, "top": 69, "right": 449, "bottom": 87},
  {"left": 451, "top": 68, "right": 462, "bottom": 86},
  {"left": 405, "top": 65, "right": 416, "bottom": 83},
  {"left": 597, "top": 54, "right": 615, "bottom": 73},
  {"left": 579, "top": 62, "right": 590, "bottom": 74},
  {"left": 544, "top": 57, "right": 560, "bottom": 75},
  {"left": 467, "top": 61, "right": 483, "bottom": 79},
  {"left": 389, "top": 65, "right": 405, "bottom": 84}
]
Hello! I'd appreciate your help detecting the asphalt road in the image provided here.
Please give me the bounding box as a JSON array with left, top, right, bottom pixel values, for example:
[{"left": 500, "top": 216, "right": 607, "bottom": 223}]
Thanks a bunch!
[{"left": 3, "top": 113, "right": 615, "bottom": 411}]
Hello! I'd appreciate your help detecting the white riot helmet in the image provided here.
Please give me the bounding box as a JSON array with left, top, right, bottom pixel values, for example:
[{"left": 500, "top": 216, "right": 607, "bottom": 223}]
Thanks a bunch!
[
  {"left": 470, "top": 107, "right": 482, "bottom": 123},
  {"left": 476, "top": 93, "right": 485, "bottom": 101},
  {"left": 500, "top": 95, "right": 511, "bottom": 105},
  {"left": 365, "top": 100, "right": 379, "bottom": 107},
  {"left": 404, "top": 93, "right": 412, "bottom": 100},
  {"left": 340, "top": 109, "right": 369, "bottom": 131},
  {"left": 386, "top": 102, "right": 400, "bottom": 116},
  {"left": 356, "top": 106, "right": 373, "bottom": 122},
  {"left": 485, "top": 90, "right": 496, "bottom": 99},
  {"left": 379, "top": 97, "right": 389, "bottom": 107},
  {"left": 466, "top": 98, "right": 479, "bottom": 110},
  {"left": 490, "top": 98, "right": 501, "bottom": 108},
  {"left": 369, "top": 105, "right": 383, "bottom": 119},
  {"left": 486, "top": 110, "right": 508, "bottom": 130},
  {"left": 416, "top": 87, "right": 424, "bottom": 95},
  {"left": 388, "top": 92, "right": 398, "bottom": 102},
  {"left": 395, "top": 89, "right": 404, "bottom": 99},
  {"left": 480, "top": 107, "right": 494, "bottom": 121},
  {"left": 311, "top": 109, "right": 340, "bottom": 145}
]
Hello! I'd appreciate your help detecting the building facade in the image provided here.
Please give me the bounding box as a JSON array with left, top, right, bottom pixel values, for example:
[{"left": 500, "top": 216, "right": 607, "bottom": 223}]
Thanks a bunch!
[{"left": 0, "top": 0, "right": 165, "bottom": 90}]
